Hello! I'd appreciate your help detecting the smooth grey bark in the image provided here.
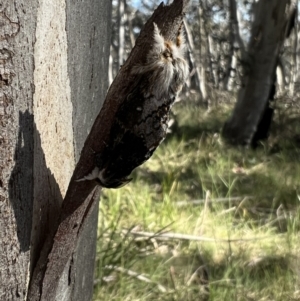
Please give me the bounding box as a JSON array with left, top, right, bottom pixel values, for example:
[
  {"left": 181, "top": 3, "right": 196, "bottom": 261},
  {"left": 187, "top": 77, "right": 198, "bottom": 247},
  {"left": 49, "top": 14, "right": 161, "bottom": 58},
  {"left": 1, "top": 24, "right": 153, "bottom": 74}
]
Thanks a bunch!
[
  {"left": 0, "top": 0, "right": 111, "bottom": 300},
  {"left": 117, "top": 0, "right": 125, "bottom": 71},
  {"left": 65, "top": 1, "right": 112, "bottom": 300},
  {"left": 126, "top": 1, "right": 136, "bottom": 50},
  {"left": 223, "top": 0, "right": 294, "bottom": 146},
  {"left": 198, "top": 1, "right": 208, "bottom": 103},
  {"left": 183, "top": 20, "right": 202, "bottom": 96},
  {"left": 276, "top": 58, "right": 286, "bottom": 94},
  {"left": 229, "top": 0, "right": 246, "bottom": 62},
  {"left": 223, "top": 0, "right": 244, "bottom": 90}
]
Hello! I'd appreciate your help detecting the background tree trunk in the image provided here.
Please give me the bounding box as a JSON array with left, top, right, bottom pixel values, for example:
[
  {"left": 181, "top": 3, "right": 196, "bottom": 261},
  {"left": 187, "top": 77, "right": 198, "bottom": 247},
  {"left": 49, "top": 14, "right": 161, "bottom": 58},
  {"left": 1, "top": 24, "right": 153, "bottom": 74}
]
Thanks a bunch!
[
  {"left": 0, "top": 0, "right": 112, "bottom": 300},
  {"left": 184, "top": 20, "right": 202, "bottom": 97},
  {"left": 117, "top": 0, "right": 125, "bottom": 71},
  {"left": 198, "top": 1, "right": 209, "bottom": 104},
  {"left": 222, "top": 0, "right": 244, "bottom": 90},
  {"left": 222, "top": 0, "right": 294, "bottom": 146}
]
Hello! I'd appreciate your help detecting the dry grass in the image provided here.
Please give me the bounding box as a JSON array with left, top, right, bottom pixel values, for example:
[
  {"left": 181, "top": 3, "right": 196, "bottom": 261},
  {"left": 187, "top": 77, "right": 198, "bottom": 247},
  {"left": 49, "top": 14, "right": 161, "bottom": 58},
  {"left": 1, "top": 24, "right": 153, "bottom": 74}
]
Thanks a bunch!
[{"left": 93, "top": 100, "right": 300, "bottom": 301}]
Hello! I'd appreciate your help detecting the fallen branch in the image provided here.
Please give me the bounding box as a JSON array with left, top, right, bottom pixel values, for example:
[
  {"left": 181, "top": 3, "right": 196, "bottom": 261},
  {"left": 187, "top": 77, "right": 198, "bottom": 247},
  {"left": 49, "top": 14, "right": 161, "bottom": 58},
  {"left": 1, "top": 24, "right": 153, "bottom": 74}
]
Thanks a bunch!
[
  {"left": 175, "top": 196, "right": 254, "bottom": 207},
  {"left": 104, "top": 265, "right": 168, "bottom": 293},
  {"left": 124, "top": 230, "right": 272, "bottom": 243}
]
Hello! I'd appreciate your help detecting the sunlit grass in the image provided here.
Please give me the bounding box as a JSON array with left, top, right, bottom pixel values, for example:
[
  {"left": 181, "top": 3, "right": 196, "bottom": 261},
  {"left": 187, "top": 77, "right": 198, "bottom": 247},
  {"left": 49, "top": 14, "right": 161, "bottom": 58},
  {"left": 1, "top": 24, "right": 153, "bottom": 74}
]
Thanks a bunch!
[{"left": 94, "top": 100, "right": 300, "bottom": 301}]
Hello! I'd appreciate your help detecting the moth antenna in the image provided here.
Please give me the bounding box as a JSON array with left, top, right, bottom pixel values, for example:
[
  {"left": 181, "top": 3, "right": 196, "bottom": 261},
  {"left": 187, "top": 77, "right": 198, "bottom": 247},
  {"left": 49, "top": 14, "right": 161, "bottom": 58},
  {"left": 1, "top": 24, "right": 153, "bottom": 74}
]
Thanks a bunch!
[{"left": 79, "top": 21, "right": 189, "bottom": 189}]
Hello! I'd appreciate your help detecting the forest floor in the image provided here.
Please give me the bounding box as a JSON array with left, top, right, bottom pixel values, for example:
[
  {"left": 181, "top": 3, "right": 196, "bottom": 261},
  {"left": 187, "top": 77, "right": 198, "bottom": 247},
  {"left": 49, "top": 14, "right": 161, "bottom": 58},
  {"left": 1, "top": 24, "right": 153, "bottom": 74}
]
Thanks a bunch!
[{"left": 93, "top": 97, "right": 300, "bottom": 301}]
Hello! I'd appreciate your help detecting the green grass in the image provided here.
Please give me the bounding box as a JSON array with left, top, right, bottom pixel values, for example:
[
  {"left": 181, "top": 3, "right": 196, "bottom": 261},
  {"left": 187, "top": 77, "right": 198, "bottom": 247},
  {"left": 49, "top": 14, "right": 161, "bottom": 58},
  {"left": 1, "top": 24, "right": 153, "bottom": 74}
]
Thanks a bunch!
[{"left": 93, "top": 101, "right": 300, "bottom": 301}]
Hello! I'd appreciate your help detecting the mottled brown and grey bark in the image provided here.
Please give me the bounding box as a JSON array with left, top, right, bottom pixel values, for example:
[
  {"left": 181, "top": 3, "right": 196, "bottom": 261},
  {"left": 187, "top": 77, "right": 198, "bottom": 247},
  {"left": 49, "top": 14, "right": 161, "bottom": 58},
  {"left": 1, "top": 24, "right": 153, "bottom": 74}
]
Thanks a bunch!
[
  {"left": 0, "top": 0, "right": 111, "bottom": 300},
  {"left": 223, "top": 0, "right": 294, "bottom": 146}
]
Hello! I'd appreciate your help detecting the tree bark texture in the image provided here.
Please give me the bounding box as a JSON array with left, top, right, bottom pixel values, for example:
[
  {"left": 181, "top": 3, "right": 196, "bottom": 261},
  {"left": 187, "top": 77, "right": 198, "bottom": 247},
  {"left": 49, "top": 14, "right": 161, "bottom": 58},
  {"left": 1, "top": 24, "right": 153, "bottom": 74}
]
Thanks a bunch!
[
  {"left": 0, "top": 0, "right": 112, "bottom": 300},
  {"left": 30, "top": 0, "right": 189, "bottom": 300},
  {"left": 0, "top": 4, "right": 36, "bottom": 299},
  {"left": 223, "top": 0, "right": 294, "bottom": 146}
]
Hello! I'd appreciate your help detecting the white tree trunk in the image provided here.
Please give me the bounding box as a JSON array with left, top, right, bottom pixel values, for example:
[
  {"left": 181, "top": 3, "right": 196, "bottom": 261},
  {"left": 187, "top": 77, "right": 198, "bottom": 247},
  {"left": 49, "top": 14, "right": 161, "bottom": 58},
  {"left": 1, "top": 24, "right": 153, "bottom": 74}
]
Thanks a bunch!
[
  {"left": 118, "top": 0, "right": 125, "bottom": 70},
  {"left": 183, "top": 20, "right": 202, "bottom": 96},
  {"left": 223, "top": 0, "right": 244, "bottom": 90},
  {"left": 0, "top": 0, "right": 112, "bottom": 300}
]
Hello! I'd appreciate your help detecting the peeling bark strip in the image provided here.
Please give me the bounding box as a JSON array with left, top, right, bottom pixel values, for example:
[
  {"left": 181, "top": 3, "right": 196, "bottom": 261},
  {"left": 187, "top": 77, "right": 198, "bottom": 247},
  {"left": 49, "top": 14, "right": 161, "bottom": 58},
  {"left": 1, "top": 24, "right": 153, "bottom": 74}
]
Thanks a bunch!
[{"left": 27, "top": 1, "right": 190, "bottom": 299}]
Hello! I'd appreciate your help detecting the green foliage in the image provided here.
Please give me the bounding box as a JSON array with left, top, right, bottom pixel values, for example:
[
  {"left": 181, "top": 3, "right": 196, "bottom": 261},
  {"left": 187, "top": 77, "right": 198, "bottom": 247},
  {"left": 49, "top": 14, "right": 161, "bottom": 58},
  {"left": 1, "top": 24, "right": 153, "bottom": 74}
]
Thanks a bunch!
[{"left": 94, "top": 101, "right": 300, "bottom": 301}]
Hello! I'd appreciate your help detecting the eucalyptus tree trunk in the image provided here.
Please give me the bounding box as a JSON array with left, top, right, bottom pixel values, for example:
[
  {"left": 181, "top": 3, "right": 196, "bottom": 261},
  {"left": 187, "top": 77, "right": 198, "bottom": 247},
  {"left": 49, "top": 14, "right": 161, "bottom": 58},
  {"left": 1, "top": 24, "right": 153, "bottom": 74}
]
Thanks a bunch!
[
  {"left": 109, "top": 46, "right": 114, "bottom": 85},
  {"left": 0, "top": 0, "right": 111, "bottom": 300},
  {"left": 223, "top": 0, "right": 245, "bottom": 90},
  {"left": 276, "top": 58, "right": 286, "bottom": 94},
  {"left": 183, "top": 20, "right": 202, "bottom": 97},
  {"left": 126, "top": 1, "right": 136, "bottom": 50},
  {"left": 198, "top": 2, "right": 208, "bottom": 103},
  {"left": 296, "top": 14, "right": 300, "bottom": 91},
  {"left": 288, "top": 7, "right": 298, "bottom": 95},
  {"left": 223, "top": 0, "right": 294, "bottom": 146},
  {"left": 229, "top": 0, "right": 247, "bottom": 61},
  {"left": 118, "top": 0, "right": 125, "bottom": 71}
]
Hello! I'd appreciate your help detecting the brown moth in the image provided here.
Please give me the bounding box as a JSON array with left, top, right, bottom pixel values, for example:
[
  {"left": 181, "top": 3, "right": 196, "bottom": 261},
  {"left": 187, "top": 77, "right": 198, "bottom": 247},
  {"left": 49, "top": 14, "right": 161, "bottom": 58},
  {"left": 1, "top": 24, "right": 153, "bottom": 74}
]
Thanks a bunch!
[{"left": 77, "top": 23, "right": 189, "bottom": 188}]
